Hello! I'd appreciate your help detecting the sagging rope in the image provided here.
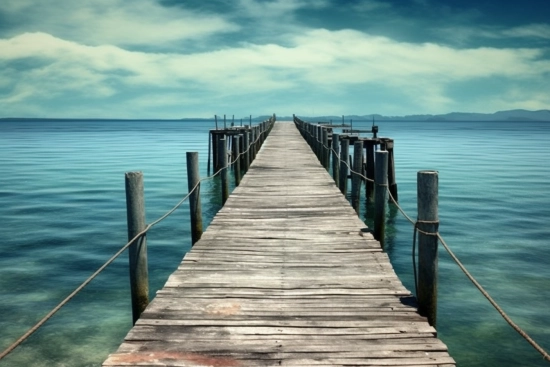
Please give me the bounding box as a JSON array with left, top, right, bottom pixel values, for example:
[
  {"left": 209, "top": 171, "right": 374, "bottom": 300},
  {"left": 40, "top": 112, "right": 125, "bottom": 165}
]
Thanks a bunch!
[
  {"left": 0, "top": 120, "right": 274, "bottom": 362},
  {"left": 296, "top": 120, "right": 550, "bottom": 363}
]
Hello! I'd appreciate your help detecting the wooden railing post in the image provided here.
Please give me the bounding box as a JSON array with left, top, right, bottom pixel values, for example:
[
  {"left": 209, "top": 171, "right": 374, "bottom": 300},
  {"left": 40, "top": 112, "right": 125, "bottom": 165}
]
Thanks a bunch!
[
  {"left": 125, "top": 171, "right": 149, "bottom": 325},
  {"left": 218, "top": 137, "right": 229, "bottom": 204},
  {"left": 417, "top": 170, "right": 439, "bottom": 327},
  {"left": 386, "top": 139, "right": 399, "bottom": 202},
  {"left": 374, "top": 151, "right": 388, "bottom": 244},
  {"left": 332, "top": 133, "right": 340, "bottom": 187},
  {"left": 243, "top": 131, "right": 250, "bottom": 172},
  {"left": 365, "top": 140, "right": 376, "bottom": 202},
  {"left": 186, "top": 152, "right": 203, "bottom": 246},
  {"left": 232, "top": 135, "right": 241, "bottom": 186},
  {"left": 351, "top": 141, "right": 363, "bottom": 214},
  {"left": 339, "top": 138, "right": 349, "bottom": 195}
]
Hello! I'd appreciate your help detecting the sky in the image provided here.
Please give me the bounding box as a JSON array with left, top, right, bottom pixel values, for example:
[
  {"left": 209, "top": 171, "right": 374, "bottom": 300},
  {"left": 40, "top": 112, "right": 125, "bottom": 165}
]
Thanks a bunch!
[{"left": 0, "top": 0, "right": 549, "bottom": 119}]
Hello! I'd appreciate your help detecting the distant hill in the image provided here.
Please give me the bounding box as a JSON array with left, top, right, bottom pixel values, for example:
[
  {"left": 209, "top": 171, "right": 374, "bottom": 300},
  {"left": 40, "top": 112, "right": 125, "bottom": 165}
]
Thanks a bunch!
[
  {"left": 286, "top": 109, "right": 550, "bottom": 122},
  {"left": 3, "top": 110, "right": 549, "bottom": 122}
]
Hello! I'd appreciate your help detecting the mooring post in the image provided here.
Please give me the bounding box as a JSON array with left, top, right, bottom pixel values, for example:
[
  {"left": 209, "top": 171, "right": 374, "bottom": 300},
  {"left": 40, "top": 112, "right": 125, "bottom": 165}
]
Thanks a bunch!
[
  {"left": 351, "top": 141, "right": 363, "bottom": 213},
  {"left": 124, "top": 171, "right": 149, "bottom": 325},
  {"left": 243, "top": 131, "right": 250, "bottom": 172},
  {"left": 332, "top": 133, "right": 340, "bottom": 187},
  {"left": 374, "top": 151, "right": 388, "bottom": 245},
  {"left": 339, "top": 138, "right": 349, "bottom": 195},
  {"left": 207, "top": 131, "right": 212, "bottom": 175},
  {"left": 417, "top": 170, "right": 439, "bottom": 327},
  {"left": 385, "top": 139, "right": 398, "bottom": 202},
  {"left": 322, "top": 128, "right": 329, "bottom": 169},
  {"left": 365, "top": 139, "right": 376, "bottom": 202},
  {"left": 252, "top": 127, "right": 258, "bottom": 160},
  {"left": 321, "top": 127, "right": 330, "bottom": 171},
  {"left": 232, "top": 135, "right": 241, "bottom": 186},
  {"left": 218, "top": 137, "right": 229, "bottom": 204},
  {"left": 186, "top": 152, "right": 203, "bottom": 245}
]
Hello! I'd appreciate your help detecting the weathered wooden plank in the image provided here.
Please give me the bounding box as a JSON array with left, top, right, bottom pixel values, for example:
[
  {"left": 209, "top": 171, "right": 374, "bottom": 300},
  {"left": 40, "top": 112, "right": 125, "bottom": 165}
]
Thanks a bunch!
[{"left": 102, "top": 121, "right": 454, "bottom": 367}]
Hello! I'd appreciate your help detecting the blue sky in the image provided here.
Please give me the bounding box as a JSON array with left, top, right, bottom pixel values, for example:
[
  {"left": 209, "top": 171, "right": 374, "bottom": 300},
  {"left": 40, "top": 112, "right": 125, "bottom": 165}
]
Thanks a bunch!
[{"left": 1, "top": 0, "right": 549, "bottom": 118}]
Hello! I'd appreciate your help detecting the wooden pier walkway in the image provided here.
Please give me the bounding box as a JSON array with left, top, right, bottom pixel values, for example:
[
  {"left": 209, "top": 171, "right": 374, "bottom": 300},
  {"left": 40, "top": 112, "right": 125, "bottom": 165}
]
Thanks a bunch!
[{"left": 103, "top": 122, "right": 455, "bottom": 366}]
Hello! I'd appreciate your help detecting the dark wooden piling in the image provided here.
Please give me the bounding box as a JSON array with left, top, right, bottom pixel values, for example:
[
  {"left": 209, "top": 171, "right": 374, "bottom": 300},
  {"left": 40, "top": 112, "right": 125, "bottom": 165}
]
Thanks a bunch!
[
  {"left": 232, "top": 135, "right": 241, "bottom": 186},
  {"left": 384, "top": 139, "right": 399, "bottom": 202},
  {"left": 339, "top": 138, "right": 349, "bottom": 195},
  {"left": 243, "top": 131, "right": 250, "bottom": 172},
  {"left": 124, "top": 171, "right": 149, "bottom": 325},
  {"left": 417, "top": 170, "right": 439, "bottom": 327},
  {"left": 322, "top": 128, "right": 329, "bottom": 169},
  {"left": 218, "top": 137, "right": 229, "bottom": 205},
  {"left": 374, "top": 151, "right": 388, "bottom": 245},
  {"left": 332, "top": 133, "right": 340, "bottom": 187},
  {"left": 351, "top": 141, "right": 363, "bottom": 213},
  {"left": 186, "top": 152, "right": 203, "bottom": 246},
  {"left": 365, "top": 139, "right": 376, "bottom": 202}
]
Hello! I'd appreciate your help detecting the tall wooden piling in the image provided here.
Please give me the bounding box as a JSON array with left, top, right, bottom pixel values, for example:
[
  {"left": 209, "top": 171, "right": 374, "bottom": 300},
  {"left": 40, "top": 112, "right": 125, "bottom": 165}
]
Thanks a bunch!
[
  {"left": 232, "top": 135, "right": 241, "bottom": 186},
  {"left": 417, "top": 170, "right": 439, "bottom": 327},
  {"left": 124, "top": 171, "right": 149, "bottom": 325},
  {"left": 365, "top": 140, "right": 376, "bottom": 202},
  {"left": 243, "top": 131, "right": 250, "bottom": 172},
  {"left": 374, "top": 151, "right": 388, "bottom": 244},
  {"left": 332, "top": 133, "right": 340, "bottom": 187},
  {"left": 186, "top": 152, "right": 203, "bottom": 246},
  {"left": 385, "top": 139, "right": 398, "bottom": 202},
  {"left": 322, "top": 128, "right": 329, "bottom": 169},
  {"left": 351, "top": 141, "right": 363, "bottom": 213},
  {"left": 339, "top": 138, "right": 349, "bottom": 195},
  {"left": 218, "top": 138, "right": 229, "bottom": 205}
]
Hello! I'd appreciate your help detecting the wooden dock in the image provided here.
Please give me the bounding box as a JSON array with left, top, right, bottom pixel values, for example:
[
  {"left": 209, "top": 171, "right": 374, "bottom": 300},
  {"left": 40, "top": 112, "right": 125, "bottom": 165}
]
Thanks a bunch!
[{"left": 103, "top": 122, "right": 455, "bottom": 366}]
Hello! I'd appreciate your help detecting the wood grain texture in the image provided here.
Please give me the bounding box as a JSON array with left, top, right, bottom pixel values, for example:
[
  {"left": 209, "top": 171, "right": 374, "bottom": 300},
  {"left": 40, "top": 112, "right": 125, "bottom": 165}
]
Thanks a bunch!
[{"left": 103, "top": 122, "right": 455, "bottom": 367}]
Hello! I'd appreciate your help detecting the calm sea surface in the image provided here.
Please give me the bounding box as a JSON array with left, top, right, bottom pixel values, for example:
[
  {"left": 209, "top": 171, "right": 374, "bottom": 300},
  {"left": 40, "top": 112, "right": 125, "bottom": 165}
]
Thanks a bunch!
[{"left": 0, "top": 119, "right": 548, "bottom": 366}]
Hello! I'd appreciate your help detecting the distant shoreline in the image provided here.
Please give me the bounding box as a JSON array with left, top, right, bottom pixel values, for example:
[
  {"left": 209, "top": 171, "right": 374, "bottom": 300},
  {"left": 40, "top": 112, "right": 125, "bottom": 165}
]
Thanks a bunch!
[{"left": 2, "top": 109, "right": 550, "bottom": 123}]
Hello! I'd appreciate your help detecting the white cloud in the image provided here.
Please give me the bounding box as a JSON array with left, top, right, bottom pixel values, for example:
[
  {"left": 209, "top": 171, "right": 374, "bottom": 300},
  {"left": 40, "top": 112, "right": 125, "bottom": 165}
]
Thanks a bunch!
[
  {"left": 1, "top": 26, "right": 549, "bottom": 117},
  {"left": 503, "top": 24, "right": 550, "bottom": 39},
  {"left": 237, "top": 0, "right": 329, "bottom": 17},
  {"left": 1, "top": 0, "right": 239, "bottom": 47}
]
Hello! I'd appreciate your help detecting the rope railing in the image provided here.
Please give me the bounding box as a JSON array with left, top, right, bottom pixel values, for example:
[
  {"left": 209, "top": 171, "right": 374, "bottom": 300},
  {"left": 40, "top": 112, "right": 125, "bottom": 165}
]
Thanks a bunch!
[
  {"left": 0, "top": 118, "right": 275, "bottom": 362},
  {"left": 294, "top": 118, "right": 550, "bottom": 362}
]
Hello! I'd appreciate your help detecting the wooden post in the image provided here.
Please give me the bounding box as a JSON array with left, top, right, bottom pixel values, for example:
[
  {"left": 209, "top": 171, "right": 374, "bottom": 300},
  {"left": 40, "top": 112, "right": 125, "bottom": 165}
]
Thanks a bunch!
[
  {"left": 212, "top": 132, "right": 220, "bottom": 172},
  {"left": 218, "top": 137, "right": 229, "bottom": 204},
  {"left": 351, "top": 141, "right": 363, "bottom": 213},
  {"left": 339, "top": 138, "right": 349, "bottom": 195},
  {"left": 125, "top": 171, "right": 149, "bottom": 325},
  {"left": 365, "top": 140, "right": 376, "bottom": 202},
  {"left": 207, "top": 131, "right": 212, "bottom": 175},
  {"left": 332, "top": 133, "right": 340, "bottom": 187},
  {"left": 224, "top": 114, "right": 226, "bottom": 129},
  {"left": 232, "top": 135, "right": 241, "bottom": 186},
  {"left": 374, "top": 151, "right": 388, "bottom": 244},
  {"left": 322, "top": 128, "right": 329, "bottom": 169},
  {"left": 243, "top": 131, "right": 250, "bottom": 172},
  {"left": 417, "top": 170, "right": 439, "bottom": 327},
  {"left": 386, "top": 139, "right": 398, "bottom": 202},
  {"left": 186, "top": 152, "right": 203, "bottom": 245}
]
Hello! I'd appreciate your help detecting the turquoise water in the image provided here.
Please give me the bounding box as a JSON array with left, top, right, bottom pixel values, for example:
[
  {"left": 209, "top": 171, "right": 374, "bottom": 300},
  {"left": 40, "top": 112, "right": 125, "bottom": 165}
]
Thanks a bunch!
[{"left": 0, "top": 119, "right": 548, "bottom": 366}]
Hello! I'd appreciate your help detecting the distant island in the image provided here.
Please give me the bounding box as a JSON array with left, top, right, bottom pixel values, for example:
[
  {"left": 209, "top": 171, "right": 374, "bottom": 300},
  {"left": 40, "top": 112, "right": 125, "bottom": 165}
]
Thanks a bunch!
[
  {"left": 283, "top": 109, "right": 550, "bottom": 122},
  {"left": 2, "top": 109, "right": 549, "bottom": 122}
]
